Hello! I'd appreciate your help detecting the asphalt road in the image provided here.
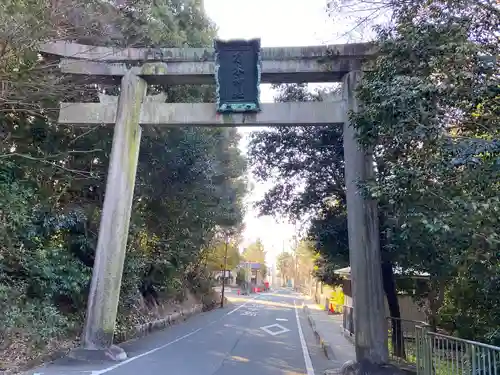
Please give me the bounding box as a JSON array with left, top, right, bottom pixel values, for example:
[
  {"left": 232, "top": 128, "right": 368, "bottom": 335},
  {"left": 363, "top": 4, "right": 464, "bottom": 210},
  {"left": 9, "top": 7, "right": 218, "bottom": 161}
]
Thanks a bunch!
[{"left": 27, "top": 288, "right": 333, "bottom": 375}]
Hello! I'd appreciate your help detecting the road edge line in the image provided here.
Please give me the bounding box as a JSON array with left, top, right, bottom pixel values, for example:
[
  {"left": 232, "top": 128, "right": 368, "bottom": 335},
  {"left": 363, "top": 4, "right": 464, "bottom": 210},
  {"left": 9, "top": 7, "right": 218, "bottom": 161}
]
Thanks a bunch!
[
  {"left": 91, "top": 328, "right": 202, "bottom": 375},
  {"left": 294, "top": 300, "right": 315, "bottom": 375}
]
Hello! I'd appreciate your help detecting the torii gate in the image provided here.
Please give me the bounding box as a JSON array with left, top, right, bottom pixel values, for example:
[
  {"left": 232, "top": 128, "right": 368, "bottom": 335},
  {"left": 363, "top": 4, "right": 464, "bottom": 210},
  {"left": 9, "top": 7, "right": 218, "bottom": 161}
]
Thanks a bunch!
[{"left": 40, "top": 39, "right": 386, "bottom": 362}]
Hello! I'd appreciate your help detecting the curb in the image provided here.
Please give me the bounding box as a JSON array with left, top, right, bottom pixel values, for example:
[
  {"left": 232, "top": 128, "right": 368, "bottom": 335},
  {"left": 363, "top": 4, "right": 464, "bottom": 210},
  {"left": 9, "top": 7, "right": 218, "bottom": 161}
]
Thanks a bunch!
[
  {"left": 342, "top": 329, "right": 355, "bottom": 345},
  {"left": 16, "top": 299, "right": 225, "bottom": 375},
  {"left": 126, "top": 303, "right": 204, "bottom": 341},
  {"left": 324, "top": 360, "right": 356, "bottom": 375},
  {"left": 303, "top": 305, "right": 335, "bottom": 361},
  {"left": 119, "top": 296, "right": 229, "bottom": 342}
]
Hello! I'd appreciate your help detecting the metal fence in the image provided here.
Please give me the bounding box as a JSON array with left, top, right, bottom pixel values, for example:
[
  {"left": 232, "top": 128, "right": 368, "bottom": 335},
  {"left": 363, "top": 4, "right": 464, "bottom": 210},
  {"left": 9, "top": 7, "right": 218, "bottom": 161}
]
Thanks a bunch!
[
  {"left": 387, "top": 317, "right": 426, "bottom": 366},
  {"left": 342, "top": 311, "right": 500, "bottom": 375},
  {"left": 342, "top": 305, "right": 354, "bottom": 336},
  {"left": 416, "top": 327, "right": 500, "bottom": 375}
]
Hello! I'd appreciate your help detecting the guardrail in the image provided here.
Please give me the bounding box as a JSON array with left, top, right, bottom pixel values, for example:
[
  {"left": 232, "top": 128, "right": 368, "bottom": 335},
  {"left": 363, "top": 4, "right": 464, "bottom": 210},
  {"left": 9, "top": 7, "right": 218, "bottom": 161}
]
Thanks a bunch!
[
  {"left": 342, "top": 310, "right": 500, "bottom": 375},
  {"left": 387, "top": 317, "right": 427, "bottom": 366},
  {"left": 342, "top": 305, "right": 354, "bottom": 336},
  {"left": 416, "top": 327, "right": 500, "bottom": 375}
]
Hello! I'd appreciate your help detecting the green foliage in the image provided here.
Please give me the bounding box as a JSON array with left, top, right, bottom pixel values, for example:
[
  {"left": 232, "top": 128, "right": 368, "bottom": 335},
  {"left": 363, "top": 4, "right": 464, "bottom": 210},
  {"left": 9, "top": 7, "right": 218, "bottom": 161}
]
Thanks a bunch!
[
  {"left": 0, "top": 0, "right": 248, "bottom": 363},
  {"left": 0, "top": 163, "right": 80, "bottom": 345},
  {"left": 249, "top": 84, "right": 347, "bottom": 284},
  {"left": 205, "top": 240, "right": 241, "bottom": 272},
  {"left": 249, "top": 84, "right": 344, "bottom": 218},
  {"left": 242, "top": 239, "right": 267, "bottom": 280},
  {"left": 329, "top": 287, "right": 345, "bottom": 307},
  {"left": 235, "top": 268, "right": 246, "bottom": 286},
  {"left": 260, "top": 264, "right": 268, "bottom": 279},
  {"left": 242, "top": 239, "right": 266, "bottom": 264},
  {"left": 0, "top": 288, "right": 72, "bottom": 344},
  {"left": 276, "top": 252, "right": 294, "bottom": 281},
  {"left": 249, "top": 0, "right": 499, "bottom": 345},
  {"left": 276, "top": 241, "right": 316, "bottom": 288},
  {"left": 351, "top": 0, "right": 500, "bottom": 341}
]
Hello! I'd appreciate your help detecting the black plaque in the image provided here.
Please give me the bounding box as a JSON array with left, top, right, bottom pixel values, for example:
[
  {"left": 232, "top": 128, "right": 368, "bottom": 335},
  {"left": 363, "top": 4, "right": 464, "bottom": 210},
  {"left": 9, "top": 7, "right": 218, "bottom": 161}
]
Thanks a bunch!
[{"left": 214, "top": 39, "right": 261, "bottom": 113}]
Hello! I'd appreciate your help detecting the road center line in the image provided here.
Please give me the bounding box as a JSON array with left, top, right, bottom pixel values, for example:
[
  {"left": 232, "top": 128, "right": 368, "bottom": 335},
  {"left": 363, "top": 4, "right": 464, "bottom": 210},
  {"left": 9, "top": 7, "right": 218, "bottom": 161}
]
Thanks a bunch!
[{"left": 294, "top": 299, "right": 315, "bottom": 375}]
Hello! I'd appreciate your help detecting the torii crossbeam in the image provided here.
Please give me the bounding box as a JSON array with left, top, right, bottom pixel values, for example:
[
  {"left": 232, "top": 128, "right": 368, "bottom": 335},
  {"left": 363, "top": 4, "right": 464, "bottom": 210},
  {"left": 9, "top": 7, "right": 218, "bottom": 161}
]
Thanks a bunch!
[{"left": 40, "top": 40, "right": 386, "bottom": 364}]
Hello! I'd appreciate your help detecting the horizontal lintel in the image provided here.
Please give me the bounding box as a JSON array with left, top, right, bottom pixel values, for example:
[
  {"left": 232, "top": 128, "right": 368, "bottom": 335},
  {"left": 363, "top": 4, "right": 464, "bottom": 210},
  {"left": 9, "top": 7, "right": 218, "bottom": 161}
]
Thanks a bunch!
[
  {"left": 58, "top": 58, "right": 360, "bottom": 84},
  {"left": 58, "top": 101, "right": 345, "bottom": 127},
  {"left": 41, "top": 40, "right": 375, "bottom": 62}
]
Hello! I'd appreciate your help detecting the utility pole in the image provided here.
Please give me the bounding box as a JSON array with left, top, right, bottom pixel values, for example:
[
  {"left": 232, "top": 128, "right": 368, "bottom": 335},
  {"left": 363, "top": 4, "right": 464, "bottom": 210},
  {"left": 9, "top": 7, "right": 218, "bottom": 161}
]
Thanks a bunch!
[
  {"left": 220, "top": 236, "right": 228, "bottom": 308},
  {"left": 293, "top": 234, "right": 298, "bottom": 291},
  {"left": 246, "top": 260, "right": 251, "bottom": 294}
]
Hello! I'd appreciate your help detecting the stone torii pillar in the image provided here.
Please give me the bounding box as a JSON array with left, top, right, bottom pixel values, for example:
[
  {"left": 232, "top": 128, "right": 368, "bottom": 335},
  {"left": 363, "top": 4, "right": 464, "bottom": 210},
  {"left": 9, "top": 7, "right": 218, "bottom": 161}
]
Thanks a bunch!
[
  {"left": 39, "top": 40, "right": 386, "bottom": 365},
  {"left": 342, "top": 70, "right": 388, "bottom": 365},
  {"left": 71, "top": 64, "right": 166, "bottom": 361}
]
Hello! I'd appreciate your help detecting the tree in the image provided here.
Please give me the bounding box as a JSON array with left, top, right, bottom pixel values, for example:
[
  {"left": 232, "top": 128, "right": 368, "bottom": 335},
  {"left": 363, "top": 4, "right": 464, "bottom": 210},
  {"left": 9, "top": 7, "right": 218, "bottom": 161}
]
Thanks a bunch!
[
  {"left": 242, "top": 239, "right": 267, "bottom": 282},
  {"left": 0, "top": 0, "right": 249, "bottom": 369},
  {"left": 249, "top": 84, "right": 344, "bottom": 218},
  {"left": 205, "top": 240, "right": 241, "bottom": 272},
  {"left": 242, "top": 239, "right": 266, "bottom": 264},
  {"left": 276, "top": 252, "right": 294, "bottom": 284},
  {"left": 345, "top": 0, "right": 499, "bottom": 343},
  {"left": 294, "top": 240, "right": 317, "bottom": 288},
  {"left": 248, "top": 80, "right": 403, "bottom": 360},
  {"left": 235, "top": 268, "right": 247, "bottom": 287}
]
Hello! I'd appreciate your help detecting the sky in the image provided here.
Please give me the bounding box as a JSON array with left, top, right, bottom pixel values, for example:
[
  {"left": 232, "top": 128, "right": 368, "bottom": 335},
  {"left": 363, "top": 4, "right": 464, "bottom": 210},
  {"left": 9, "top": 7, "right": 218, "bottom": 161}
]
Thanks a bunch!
[{"left": 203, "top": 0, "right": 344, "bottom": 265}]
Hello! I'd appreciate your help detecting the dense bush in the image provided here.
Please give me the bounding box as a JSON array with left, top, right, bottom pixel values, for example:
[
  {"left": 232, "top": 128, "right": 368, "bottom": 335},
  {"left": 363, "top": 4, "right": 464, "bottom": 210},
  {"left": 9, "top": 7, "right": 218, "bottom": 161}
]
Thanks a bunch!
[{"left": 0, "top": 1, "right": 247, "bottom": 368}]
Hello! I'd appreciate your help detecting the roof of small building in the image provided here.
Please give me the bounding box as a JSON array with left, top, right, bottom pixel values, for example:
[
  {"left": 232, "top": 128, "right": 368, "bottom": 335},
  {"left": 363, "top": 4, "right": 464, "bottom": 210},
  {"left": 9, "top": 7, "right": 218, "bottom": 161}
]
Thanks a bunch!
[
  {"left": 334, "top": 266, "right": 429, "bottom": 279},
  {"left": 239, "top": 261, "right": 262, "bottom": 270}
]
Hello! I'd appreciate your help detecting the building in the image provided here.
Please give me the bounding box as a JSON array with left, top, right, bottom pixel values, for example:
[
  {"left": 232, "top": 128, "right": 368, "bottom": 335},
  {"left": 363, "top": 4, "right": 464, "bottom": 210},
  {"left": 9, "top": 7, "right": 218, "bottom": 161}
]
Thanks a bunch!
[
  {"left": 213, "top": 261, "right": 266, "bottom": 287},
  {"left": 332, "top": 266, "right": 430, "bottom": 335},
  {"left": 243, "top": 261, "right": 264, "bottom": 285},
  {"left": 213, "top": 270, "right": 234, "bottom": 285}
]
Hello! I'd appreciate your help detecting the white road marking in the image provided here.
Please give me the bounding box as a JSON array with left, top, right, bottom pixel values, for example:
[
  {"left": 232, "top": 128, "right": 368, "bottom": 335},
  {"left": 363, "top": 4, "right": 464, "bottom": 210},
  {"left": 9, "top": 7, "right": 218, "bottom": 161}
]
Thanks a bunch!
[
  {"left": 40, "top": 293, "right": 303, "bottom": 375},
  {"left": 41, "top": 294, "right": 261, "bottom": 375},
  {"left": 294, "top": 299, "right": 315, "bottom": 375},
  {"left": 276, "top": 318, "right": 288, "bottom": 321},
  {"left": 226, "top": 295, "right": 259, "bottom": 315},
  {"left": 89, "top": 328, "right": 202, "bottom": 375},
  {"left": 241, "top": 311, "right": 257, "bottom": 317},
  {"left": 260, "top": 323, "right": 291, "bottom": 336}
]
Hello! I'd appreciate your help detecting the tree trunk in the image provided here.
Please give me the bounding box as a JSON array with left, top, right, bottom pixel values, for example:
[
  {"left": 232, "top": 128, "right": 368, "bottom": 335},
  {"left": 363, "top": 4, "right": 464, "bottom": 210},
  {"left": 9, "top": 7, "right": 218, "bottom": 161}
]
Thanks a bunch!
[
  {"left": 381, "top": 261, "right": 405, "bottom": 359},
  {"left": 427, "top": 280, "right": 445, "bottom": 332}
]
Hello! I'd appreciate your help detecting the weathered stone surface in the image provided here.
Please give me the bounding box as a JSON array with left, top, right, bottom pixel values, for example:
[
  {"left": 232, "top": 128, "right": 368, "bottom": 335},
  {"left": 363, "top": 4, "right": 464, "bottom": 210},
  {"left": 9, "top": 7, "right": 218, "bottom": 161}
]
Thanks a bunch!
[
  {"left": 98, "top": 93, "right": 167, "bottom": 104},
  {"left": 342, "top": 71, "right": 387, "bottom": 362},
  {"left": 129, "top": 304, "right": 204, "bottom": 341},
  {"left": 338, "top": 360, "right": 406, "bottom": 375},
  {"left": 170, "top": 312, "right": 180, "bottom": 323},
  {"left": 58, "top": 57, "right": 359, "bottom": 84},
  {"left": 58, "top": 101, "right": 344, "bottom": 127},
  {"left": 41, "top": 40, "right": 375, "bottom": 62},
  {"left": 81, "top": 70, "right": 146, "bottom": 356},
  {"left": 68, "top": 344, "right": 127, "bottom": 362},
  {"left": 47, "top": 41, "right": 374, "bottom": 84}
]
